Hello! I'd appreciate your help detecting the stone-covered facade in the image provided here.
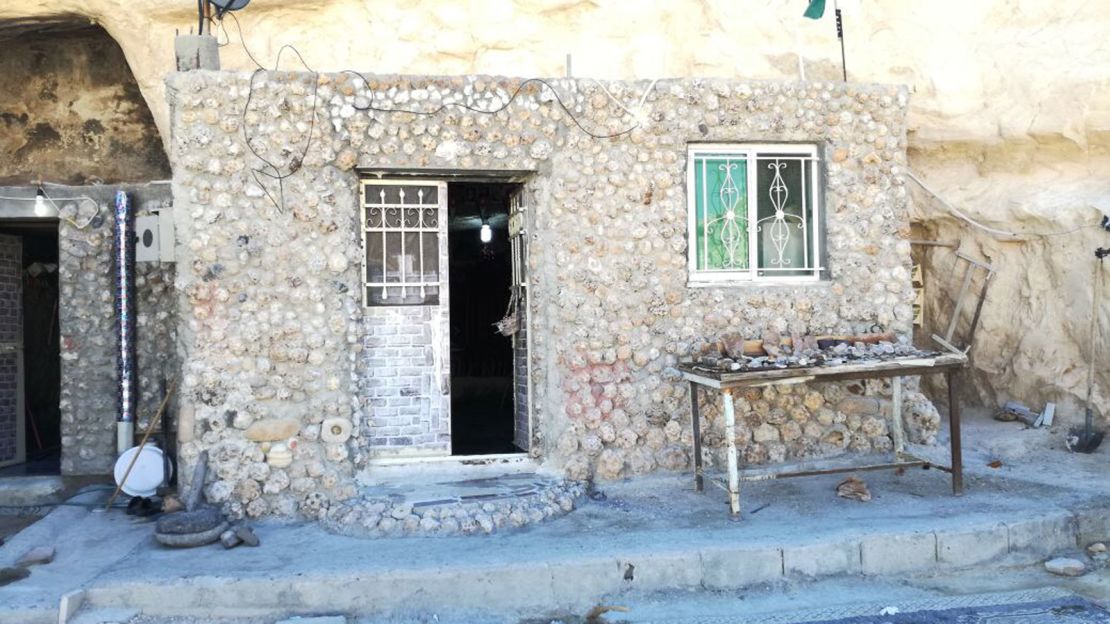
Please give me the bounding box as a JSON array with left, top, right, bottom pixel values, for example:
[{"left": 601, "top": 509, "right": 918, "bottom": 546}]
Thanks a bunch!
[
  {"left": 57, "top": 184, "right": 177, "bottom": 474},
  {"left": 167, "top": 70, "right": 940, "bottom": 521}
]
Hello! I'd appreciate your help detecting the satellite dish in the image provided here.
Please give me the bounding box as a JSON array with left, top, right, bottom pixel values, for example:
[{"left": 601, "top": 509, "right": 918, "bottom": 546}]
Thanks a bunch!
[{"left": 209, "top": 0, "right": 250, "bottom": 17}]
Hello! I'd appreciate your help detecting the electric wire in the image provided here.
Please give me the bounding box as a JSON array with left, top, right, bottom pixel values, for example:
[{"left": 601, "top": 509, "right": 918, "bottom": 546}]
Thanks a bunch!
[
  {"left": 221, "top": 11, "right": 652, "bottom": 209},
  {"left": 906, "top": 169, "right": 1101, "bottom": 240},
  {"left": 0, "top": 190, "right": 103, "bottom": 229}
]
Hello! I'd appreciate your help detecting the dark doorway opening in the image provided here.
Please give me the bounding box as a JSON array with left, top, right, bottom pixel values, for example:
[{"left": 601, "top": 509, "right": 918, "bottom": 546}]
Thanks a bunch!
[
  {"left": 448, "top": 182, "right": 520, "bottom": 455},
  {"left": 0, "top": 223, "right": 60, "bottom": 476}
]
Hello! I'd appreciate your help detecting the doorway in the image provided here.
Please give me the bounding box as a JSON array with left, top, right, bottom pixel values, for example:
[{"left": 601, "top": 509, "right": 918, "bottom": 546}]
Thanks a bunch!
[
  {"left": 0, "top": 223, "right": 59, "bottom": 475},
  {"left": 447, "top": 182, "right": 524, "bottom": 455}
]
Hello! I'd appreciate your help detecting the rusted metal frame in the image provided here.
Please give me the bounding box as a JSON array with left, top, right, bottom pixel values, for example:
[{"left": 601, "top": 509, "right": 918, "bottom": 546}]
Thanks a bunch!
[
  {"left": 690, "top": 382, "right": 703, "bottom": 492},
  {"left": 964, "top": 267, "right": 994, "bottom": 352},
  {"left": 942, "top": 260, "right": 974, "bottom": 344},
  {"left": 948, "top": 368, "right": 964, "bottom": 495},
  {"left": 682, "top": 359, "right": 967, "bottom": 516},
  {"left": 723, "top": 388, "right": 741, "bottom": 518},
  {"left": 736, "top": 459, "right": 931, "bottom": 482},
  {"left": 890, "top": 376, "right": 906, "bottom": 454}
]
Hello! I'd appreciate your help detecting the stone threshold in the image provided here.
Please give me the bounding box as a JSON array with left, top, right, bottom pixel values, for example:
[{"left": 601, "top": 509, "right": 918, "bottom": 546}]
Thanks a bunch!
[{"left": 328, "top": 471, "right": 586, "bottom": 537}]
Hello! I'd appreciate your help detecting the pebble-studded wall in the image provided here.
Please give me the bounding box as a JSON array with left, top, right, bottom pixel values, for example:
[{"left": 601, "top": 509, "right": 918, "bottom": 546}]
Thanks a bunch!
[
  {"left": 57, "top": 184, "right": 177, "bottom": 475},
  {"left": 167, "top": 70, "right": 940, "bottom": 520}
]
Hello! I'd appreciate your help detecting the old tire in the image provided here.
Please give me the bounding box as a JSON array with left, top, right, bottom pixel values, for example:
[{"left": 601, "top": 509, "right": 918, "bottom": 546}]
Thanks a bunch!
[{"left": 155, "top": 521, "right": 229, "bottom": 548}]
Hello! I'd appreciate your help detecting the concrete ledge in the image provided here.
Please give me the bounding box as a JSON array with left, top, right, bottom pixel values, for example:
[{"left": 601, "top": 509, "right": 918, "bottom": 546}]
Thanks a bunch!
[
  {"left": 1075, "top": 506, "right": 1110, "bottom": 547},
  {"left": 66, "top": 501, "right": 1110, "bottom": 620},
  {"left": 937, "top": 523, "right": 1009, "bottom": 566},
  {"left": 698, "top": 546, "right": 783, "bottom": 589},
  {"left": 784, "top": 540, "right": 861, "bottom": 578},
  {"left": 1006, "top": 512, "right": 1077, "bottom": 559},
  {"left": 860, "top": 531, "right": 937, "bottom": 576},
  {"left": 0, "top": 476, "right": 64, "bottom": 510}
]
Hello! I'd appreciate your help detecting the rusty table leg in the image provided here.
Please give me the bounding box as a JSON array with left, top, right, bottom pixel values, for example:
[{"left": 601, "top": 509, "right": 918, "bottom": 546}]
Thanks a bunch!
[
  {"left": 947, "top": 369, "right": 964, "bottom": 496},
  {"left": 690, "top": 382, "right": 703, "bottom": 492},
  {"left": 722, "top": 388, "right": 741, "bottom": 518}
]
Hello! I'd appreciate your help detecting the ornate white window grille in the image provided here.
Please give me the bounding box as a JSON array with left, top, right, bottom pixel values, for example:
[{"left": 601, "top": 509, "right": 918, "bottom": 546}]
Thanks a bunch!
[
  {"left": 360, "top": 180, "right": 446, "bottom": 306},
  {"left": 686, "top": 144, "right": 823, "bottom": 284}
]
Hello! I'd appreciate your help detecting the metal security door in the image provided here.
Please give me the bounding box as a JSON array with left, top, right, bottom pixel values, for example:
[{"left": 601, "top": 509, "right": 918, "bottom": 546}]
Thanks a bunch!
[
  {"left": 508, "top": 191, "right": 531, "bottom": 452},
  {"left": 0, "top": 234, "right": 24, "bottom": 468}
]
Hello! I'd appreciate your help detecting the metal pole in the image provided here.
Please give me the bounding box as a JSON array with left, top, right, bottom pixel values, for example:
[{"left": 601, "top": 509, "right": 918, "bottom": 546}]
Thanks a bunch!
[
  {"left": 115, "top": 190, "right": 136, "bottom": 455},
  {"left": 835, "top": 1, "right": 847, "bottom": 81}
]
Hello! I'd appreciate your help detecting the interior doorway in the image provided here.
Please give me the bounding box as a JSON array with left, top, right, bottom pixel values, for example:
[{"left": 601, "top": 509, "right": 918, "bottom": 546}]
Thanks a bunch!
[
  {"left": 0, "top": 223, "right": 59, "bottom": 475},
  {"left": 447, "top": 182, "right": 523, "bottom": 455}
]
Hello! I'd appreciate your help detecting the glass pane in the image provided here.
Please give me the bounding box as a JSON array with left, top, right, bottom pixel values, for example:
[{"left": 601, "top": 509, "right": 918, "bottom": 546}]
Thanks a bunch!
[
  {"left": 694, "top": 155, "right": 749, "bottom": 270},
  {"left": 365, "top": 231, "right": 385, "bottom": 283},
  {"left": 755, "top": 157, "right": 814, "bottom": 276}
]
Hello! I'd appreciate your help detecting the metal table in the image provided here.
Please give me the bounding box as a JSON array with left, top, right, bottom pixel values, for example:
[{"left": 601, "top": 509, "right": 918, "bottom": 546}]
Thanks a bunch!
[{"left": 680, "top": 353, "right": 968, "bottom": 517}]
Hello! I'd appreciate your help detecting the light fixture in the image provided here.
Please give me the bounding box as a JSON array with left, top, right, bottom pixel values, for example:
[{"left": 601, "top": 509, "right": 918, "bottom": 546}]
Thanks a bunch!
[
  {"left": 479, "top": 223, "right": 492, "bottom": 243},
  {"left": 34, "top": 188, "right": 50, "bottom": 217}
]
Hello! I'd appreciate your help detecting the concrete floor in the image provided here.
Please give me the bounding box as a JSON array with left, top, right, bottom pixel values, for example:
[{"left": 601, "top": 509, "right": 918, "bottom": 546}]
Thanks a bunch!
[{"left": 1, "top": 409, "right": 1107, "bottom": 623}]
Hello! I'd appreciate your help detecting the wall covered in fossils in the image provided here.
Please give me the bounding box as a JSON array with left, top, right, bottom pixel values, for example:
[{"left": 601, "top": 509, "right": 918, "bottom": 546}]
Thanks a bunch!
[
  {"left": 56, "top": 183, "right": 177, "bottom": 474},
  {"left": 168, "top": 69, "right": 940, "bottom": 520}
]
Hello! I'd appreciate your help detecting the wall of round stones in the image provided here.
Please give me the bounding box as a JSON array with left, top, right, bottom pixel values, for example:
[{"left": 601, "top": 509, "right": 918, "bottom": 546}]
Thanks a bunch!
[
  {"left": 58, "top": 189, "right": 177, "bottom": 475},
  {"left": 167, "top": 70, "right": 925, "bottom": 519}
]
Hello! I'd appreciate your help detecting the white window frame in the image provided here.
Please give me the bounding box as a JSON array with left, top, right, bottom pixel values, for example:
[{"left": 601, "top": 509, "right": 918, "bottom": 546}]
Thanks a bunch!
[
  {"left": 359, "top": 178, "right": 447, "bottom": 306},
  {"left": 686, "top": 143, "right": 824, "bottom": 286}
]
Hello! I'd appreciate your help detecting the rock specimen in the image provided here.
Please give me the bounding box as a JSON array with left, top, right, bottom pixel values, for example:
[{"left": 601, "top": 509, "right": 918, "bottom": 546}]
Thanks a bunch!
[
  {"left": 1044, "top": 557, "right": 1086, "bottom": 577},
  {"left": 836, "top": 476, "right": 872, "bottom": 502},
  {"left": 16, "top": 546, "right": 55, "bottom": 567}
]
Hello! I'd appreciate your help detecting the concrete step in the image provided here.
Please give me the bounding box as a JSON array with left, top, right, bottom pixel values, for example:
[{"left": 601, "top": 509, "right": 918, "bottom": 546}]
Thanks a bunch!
[
  {"left": 76, "top": 506, "right": 1110, "bottom": 620},
  {"left": 0, "top": 476, "right": 65, "bottom": 510}
]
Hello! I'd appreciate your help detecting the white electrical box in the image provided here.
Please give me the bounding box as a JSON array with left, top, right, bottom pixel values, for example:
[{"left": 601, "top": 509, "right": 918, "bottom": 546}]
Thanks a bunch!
[
  {"left": 134, "top": 209, "right": 175, "bottom": 263},
  {"left": 135, "top": 215, "right": 159, "bottom": 262}
]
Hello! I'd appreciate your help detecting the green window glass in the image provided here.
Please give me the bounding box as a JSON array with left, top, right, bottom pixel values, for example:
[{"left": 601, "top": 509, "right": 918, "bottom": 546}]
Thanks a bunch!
[
  {"left": 755, "top": 156, "right": 814, "bottom": 277},
  {"left": 693, "top": 154, "right": 749, "bottom": 271}
]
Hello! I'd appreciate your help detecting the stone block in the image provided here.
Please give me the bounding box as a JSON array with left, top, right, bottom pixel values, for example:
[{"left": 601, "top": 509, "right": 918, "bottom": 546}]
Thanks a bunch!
[
  {"left": 1044, "top": 557, "right": 1086, "bottom": 577},
  {"left": 548, "top": 558, "right": 623, "bottom": 609},
  {"left": 1075, "top": 507, "right": 1110, "bottom": 546},
  {"left": 860, "top": 531, "right": 936, "bottom": 575},
  {"left": 244, "top": 418, "right": 300, "bottom": 442},
  {"left": 699, "top": 546, "right": 783, "bottom": 589},
  {"left": 16, "top": 545, "right": 55, "bottom": 567},
  {"left": 174, "top": 35, "right": 220, "bottom": 72},
  {"left": 1007, "top": 512, "right": 1077, "bottom": 559},
  {"left": 937, "top": 523, "right": 1008, "bottom": 566},
  {"left": 783, "top": 540, "right": 860, "bottom": 578},
  {"left": 616, "top": 550, "right": 703, "bottom": 588}
]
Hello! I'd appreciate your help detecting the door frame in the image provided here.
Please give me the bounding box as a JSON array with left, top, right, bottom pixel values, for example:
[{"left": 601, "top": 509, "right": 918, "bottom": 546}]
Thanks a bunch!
[
  {"left": 357, "top": 169, "right": 536, "bottom": 462},
  {"left": 0, "top": 233, "right": 25, "bottom": 468}
]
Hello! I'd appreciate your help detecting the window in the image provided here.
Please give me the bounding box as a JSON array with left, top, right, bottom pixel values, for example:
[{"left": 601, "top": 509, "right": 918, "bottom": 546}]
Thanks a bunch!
[
  {"left": 687, "top": 144, "right": 823, "bottom": 283},
  {"left": 360, "top": 180, "right": 444, "bottom": 306}
]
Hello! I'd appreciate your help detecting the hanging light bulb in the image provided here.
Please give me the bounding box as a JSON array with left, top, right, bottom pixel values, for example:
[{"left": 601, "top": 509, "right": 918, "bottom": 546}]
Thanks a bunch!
[
  {"left": 34, "top": 188, "right": 49, "bottom": 217},
  {"left": 479, "top": 223, "right": 492, "bottom": 243}
]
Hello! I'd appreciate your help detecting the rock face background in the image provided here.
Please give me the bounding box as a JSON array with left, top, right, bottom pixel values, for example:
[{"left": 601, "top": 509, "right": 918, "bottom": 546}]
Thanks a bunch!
[
  {"left": 2, "top": 0, "right": 1105, "bottom": 430},
  {"left": 167, "top": 69, "right": 935, "bottom": 518},
  {"left": 0, "top": 27, "right": 169, "bottom": 185}
]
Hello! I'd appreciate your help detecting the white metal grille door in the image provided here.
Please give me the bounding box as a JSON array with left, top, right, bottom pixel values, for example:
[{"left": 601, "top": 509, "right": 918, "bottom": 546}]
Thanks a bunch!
[{"left": 0, "top": 234, "right": 24, "bottom": 467}]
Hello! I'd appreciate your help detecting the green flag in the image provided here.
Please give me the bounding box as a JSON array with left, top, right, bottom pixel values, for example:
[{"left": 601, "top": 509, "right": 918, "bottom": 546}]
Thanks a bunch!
[{"left": 804, "top": 0, "right": 826, "bottom": 19}]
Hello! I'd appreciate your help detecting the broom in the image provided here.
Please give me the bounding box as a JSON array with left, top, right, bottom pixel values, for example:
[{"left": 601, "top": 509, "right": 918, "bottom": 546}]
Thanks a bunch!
[{"left": 1068, "top": 249, "right": 1107, "bottom": 453}]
